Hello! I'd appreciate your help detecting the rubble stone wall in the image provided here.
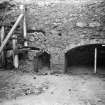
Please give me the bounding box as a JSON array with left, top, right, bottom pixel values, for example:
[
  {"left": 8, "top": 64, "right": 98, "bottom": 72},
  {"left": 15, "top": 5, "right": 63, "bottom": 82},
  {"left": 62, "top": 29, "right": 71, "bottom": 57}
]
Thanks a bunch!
[
  {"left": 1, "top": 0, "right": 105, "bottom": 71},
  {"left": 25, "top": 0, "right": 105, "bottom": 71}
]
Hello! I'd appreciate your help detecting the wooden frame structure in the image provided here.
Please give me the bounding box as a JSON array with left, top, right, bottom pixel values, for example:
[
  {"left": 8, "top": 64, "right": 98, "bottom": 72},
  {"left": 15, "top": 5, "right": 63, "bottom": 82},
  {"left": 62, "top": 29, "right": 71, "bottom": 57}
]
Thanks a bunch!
[{"left": 0, "top": 5, "right": 27, "bottom": 69}]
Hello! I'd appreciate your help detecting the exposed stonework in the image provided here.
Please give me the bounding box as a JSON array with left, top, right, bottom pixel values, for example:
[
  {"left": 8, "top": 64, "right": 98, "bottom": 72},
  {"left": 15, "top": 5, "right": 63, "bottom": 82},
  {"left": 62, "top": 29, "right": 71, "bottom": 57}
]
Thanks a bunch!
[
  {"left": 1, "top": 0, "right": 105, "bottom": 71},
  {"left": 26, "top": 0, "right": 105, "bottom": 71}
]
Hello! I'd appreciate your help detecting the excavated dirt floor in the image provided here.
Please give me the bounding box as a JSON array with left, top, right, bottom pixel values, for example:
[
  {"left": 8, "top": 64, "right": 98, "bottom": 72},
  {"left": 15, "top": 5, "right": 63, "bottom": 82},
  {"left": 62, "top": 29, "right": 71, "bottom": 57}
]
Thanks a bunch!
[{"left": 0, "top": 67, "right": 105, "bottom": 105}]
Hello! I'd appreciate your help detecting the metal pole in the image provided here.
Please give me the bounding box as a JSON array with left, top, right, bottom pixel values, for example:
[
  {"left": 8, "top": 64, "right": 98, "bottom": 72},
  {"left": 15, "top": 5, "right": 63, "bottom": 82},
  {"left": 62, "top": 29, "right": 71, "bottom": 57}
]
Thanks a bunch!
[{"left": 94, "top": 47, "right": 97, "bottom": 73}]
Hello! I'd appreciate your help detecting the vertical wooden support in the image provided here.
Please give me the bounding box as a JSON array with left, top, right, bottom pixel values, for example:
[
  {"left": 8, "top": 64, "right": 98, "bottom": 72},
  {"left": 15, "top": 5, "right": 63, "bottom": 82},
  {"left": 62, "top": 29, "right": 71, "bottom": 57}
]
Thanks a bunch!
[
  {"left": 12, "top": 35, "right": 19, "bottom": 69},
  {"left": 94, "top": 47, "right": 97, "bottom": 73},
  {"left": 20, "top": 5, "right": 28, "bottom": 47},
  {"left": 0, "top": 26, "right": 5, "bottom": 66},
  {"left": 23, "top": 14, "right": 28, "bottom": 46}
]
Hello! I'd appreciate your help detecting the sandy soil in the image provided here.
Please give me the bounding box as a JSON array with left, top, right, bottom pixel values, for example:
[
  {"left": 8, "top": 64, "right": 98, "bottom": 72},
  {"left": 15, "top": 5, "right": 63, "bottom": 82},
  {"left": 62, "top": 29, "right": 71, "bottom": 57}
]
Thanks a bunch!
[{"left": 0, "top": 68, "right": 105, "bottom": 105}]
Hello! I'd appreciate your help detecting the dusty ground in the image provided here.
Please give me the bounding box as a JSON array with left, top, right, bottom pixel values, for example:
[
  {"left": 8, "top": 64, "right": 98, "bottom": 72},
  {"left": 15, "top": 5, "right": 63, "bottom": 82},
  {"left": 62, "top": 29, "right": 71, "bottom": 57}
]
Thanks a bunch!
[{"left": 0, "top": 68, "right": 105, "bottom": 105}]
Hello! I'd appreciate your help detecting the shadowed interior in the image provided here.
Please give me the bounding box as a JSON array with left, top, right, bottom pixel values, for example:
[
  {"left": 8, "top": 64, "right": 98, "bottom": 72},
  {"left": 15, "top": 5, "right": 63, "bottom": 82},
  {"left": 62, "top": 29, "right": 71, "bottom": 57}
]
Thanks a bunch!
[{"left": 65, "top": 44, "right": 105, "bottom": 74}]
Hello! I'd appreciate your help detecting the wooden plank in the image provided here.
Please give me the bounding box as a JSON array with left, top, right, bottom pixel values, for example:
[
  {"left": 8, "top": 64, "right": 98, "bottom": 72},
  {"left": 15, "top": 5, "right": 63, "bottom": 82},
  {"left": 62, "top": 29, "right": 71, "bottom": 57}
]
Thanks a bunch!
[
  {"left": 12, "top": 35, "right": 19, "bottom": 69},
  {"left": 0, "top": 14, "right": 24, "bottom": 53},
  {"left": 94, "top": 47, "right": 97, "bottom": 73}
]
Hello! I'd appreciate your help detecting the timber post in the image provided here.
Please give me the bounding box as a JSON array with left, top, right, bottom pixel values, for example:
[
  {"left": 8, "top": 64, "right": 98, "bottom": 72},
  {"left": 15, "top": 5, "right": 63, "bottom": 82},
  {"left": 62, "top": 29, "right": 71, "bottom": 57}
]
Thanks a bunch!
[
  {"left": 0, "top": 26, "right": 5, "bottom": 66},
  {"left": 20, "top": 4, "right": 28, "bottom": 47},
  {"left": 12, "top": 35, "right": 19, "bottom": 69}
]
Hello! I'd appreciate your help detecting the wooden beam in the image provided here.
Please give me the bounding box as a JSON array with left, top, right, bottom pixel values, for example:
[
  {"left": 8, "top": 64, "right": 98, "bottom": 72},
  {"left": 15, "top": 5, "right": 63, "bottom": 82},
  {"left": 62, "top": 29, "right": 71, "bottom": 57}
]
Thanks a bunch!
[
  {"left": 23, "top": 15, "right": 28, "bottom": 46},
  {"left": 20, "top": 4, "right": 28, "bottom": 47},
  {"left": 0, "top": 26, "right": 5, "bottom": 43},
  {"left": 0, "top": 26, "right": 5, "bottom": 66},
  {"left": 12, "top": 35, "right": 19, "bottom": 69},
  {"left": 94, "top": 47, "right": 97, "bottom": 73},
  {"left": 0, "top": 14, "right": 24, "bottom": 53}
]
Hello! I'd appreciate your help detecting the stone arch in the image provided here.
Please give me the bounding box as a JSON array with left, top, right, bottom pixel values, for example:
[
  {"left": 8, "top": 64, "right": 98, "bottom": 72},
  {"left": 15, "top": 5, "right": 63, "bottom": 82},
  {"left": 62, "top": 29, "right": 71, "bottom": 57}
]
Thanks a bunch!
[
  {"left": 44, "top": 39, "right": 105, "bottom": 73},
  {"left": 64, "top": 41, "right": 105, "bottom": 74},
  {"left": 64, "top": 39, "right": 105, "bottom": 53}
]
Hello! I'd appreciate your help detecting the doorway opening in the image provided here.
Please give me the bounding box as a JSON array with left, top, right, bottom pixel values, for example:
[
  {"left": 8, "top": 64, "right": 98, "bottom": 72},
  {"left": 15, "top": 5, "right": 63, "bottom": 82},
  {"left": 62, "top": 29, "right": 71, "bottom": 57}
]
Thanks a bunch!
[{"left": 34, "top": 52, "right": 51, "bottom": 73}]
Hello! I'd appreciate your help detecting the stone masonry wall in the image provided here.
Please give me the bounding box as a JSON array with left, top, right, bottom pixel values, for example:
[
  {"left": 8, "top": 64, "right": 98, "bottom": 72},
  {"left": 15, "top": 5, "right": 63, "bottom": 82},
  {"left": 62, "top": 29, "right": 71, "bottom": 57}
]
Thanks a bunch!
[
  {"left": 1, "top": 0, "right": 105, "bottom": 71},
  {"left": 26, "top": 0, "right": 105, "bottom": 71}
]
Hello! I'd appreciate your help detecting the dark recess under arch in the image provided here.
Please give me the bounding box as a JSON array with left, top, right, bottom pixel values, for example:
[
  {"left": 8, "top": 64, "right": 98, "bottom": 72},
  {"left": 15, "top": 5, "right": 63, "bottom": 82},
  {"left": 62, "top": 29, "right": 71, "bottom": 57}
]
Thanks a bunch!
[
  {"left": 34, "top": 51, "right": 51, "bottom": 72},
  {"left": 65, "top": 44, "right": 105, "bottom": 74}
]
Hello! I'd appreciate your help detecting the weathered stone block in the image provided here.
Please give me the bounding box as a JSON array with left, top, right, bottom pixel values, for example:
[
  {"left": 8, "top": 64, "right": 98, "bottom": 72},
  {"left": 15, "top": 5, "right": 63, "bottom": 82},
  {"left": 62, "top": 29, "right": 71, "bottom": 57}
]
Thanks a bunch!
[
  {"left": 76, "top": 22, "right": 87, "bottom": 27},
  {"left": 89, "top": 21, "right": 101, "bottom": 27}
]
